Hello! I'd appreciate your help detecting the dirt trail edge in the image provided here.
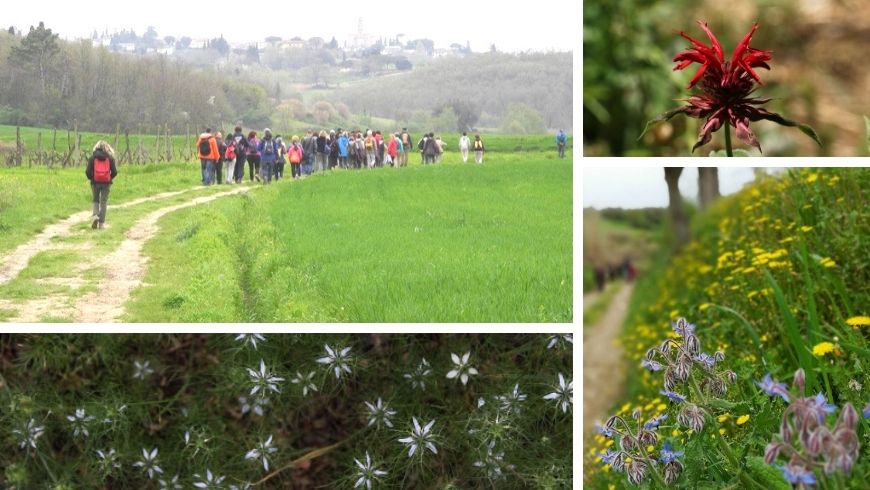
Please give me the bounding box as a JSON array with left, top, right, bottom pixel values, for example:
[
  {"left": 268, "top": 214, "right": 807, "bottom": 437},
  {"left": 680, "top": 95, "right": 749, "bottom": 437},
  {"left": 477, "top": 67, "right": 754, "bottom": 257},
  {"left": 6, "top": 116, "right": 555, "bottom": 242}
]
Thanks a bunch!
[
  {"left": 0, "top": 187, "right": 203, "bottom": 285},
  {"left": 583, "top": 282, "right": 634, "bottom": 436},
  {"left": 71, "top": 186, "right": 253, "bottom": 323}
]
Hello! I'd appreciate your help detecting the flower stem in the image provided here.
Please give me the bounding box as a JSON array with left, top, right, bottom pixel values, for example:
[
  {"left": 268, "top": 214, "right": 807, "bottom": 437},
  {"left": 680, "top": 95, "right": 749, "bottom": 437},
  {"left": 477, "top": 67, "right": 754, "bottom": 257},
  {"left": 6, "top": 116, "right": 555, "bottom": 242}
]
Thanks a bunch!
[{"left": 724, "top": 124, "right": 734, "bottom": 157}]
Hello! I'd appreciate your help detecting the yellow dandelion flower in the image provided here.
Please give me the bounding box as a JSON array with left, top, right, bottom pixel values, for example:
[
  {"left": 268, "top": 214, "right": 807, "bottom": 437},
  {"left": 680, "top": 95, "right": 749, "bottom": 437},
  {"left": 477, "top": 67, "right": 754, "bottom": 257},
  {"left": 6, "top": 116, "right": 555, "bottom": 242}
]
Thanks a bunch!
[
  {"left": 647, "top": 445, "right": 655, "bottom": 453},
  {"left": 800, "top": 225, "right": 813, "bottom": 233},
  {"left": 699, "top": 303, "right": 712, "bottom": 312},
  {"left": 594, "top": 456, "right": 602, "bottom": 464},
  {"left": 605, "top": 439, "right": 614, "bottom": 447},
  {"left": 657, "top": 403, "right": 667, "bottom": 412},
  {"left": 846, "top": 316, "right": 870, "bottom": 327},
  {"left": 747, "top": 291, "right": 759, "bottom": 300},
  {"left": 820, "top": 258, "right": 836, "bottom": 268},
  {"left": 812, "top": 342, "right": 835, "bottom": 357},
  {"left": 609, "top": 485, "right": 616, "bottom": 490},
  {"left": 719, "top": 428, "right": 726, "bottom": 435},
  {"left": 737, "top": 414, "right": 750, "bottom": 425},
  {"left": 718, "top": 414, "right": 729, "bottom": 423},
  {"left": 805, "top": 173, "right": 818, "bottom": 184}
]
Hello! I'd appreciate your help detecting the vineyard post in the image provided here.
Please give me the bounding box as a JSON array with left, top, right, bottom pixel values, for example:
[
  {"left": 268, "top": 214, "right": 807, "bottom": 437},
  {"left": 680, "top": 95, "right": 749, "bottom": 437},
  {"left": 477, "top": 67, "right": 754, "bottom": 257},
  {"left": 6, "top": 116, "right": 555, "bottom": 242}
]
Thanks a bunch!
[
  {"left": 114, "top": 123, "right": 120, "bottom": 150},
  {"left": 37, "top": 132, "right": 42, "bottom": 167},
  {"left": 155, "top": 125, "right": 161, "bottom": 163},
  {"left": 16, "top": 126, "right": 23, "bottom": 167},
  {"left": 74, "top": 119, "right": 80, "bottom": 166}
]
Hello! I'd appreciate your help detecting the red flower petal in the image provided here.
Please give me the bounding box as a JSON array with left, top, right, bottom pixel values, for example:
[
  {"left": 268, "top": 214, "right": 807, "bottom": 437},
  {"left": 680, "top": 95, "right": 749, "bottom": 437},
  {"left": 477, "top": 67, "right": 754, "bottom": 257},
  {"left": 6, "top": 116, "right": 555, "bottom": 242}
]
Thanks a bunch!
[{"left": 696, "top": 21, "right": 724, "bottom": 61}]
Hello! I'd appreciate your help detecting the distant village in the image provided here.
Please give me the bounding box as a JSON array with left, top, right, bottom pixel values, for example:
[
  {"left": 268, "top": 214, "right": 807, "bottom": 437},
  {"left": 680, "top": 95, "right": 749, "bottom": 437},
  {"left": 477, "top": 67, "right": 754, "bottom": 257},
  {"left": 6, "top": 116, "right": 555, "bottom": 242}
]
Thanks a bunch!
[{"left": 81, "top": 19, "right": 474, "bottom": 79}]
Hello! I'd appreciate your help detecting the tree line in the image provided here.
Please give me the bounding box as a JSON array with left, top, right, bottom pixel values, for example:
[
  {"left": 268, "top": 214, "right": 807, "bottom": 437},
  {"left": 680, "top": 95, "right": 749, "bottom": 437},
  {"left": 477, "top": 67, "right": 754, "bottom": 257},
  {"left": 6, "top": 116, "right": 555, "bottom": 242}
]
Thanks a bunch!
[{"left": 0, "top": 23, "right": 273, "bottom": 133}]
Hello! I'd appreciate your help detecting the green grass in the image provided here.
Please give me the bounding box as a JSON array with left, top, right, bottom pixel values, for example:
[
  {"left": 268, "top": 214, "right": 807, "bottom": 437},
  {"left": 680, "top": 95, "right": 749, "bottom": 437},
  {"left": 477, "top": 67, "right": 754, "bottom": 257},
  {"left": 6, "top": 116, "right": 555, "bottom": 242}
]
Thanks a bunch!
[
  {"left": 0, "top": 163, "right": 208, "bottom": 255},
  {"left": 126, "top": 153, "right": 572, "bottom": 322},
  {"left": 583, "top": 281, "right": 623, "bottom": 327},
  {"left": 0, "top": 124, "right": 194, "bottom": 155}
]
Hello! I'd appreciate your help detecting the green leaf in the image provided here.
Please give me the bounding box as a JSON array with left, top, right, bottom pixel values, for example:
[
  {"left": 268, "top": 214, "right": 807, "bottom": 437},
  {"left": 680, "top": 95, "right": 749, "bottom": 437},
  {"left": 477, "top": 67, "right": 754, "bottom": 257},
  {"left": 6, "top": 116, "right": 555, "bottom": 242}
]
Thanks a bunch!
[
  {"left": 709, "top": 304, "right": 767, "bottom": 367},
  {"left": 765, "top": 270, "right": 817, "bottom": 390},
  {"left": 707, "top": 398, "right": 738, "bottom": 411},
  {"left": 797, "top": 123, "right": 822, "bottom": 148},
  {"left": 637, "top": 108, "right": 687, "bottom": 142}
]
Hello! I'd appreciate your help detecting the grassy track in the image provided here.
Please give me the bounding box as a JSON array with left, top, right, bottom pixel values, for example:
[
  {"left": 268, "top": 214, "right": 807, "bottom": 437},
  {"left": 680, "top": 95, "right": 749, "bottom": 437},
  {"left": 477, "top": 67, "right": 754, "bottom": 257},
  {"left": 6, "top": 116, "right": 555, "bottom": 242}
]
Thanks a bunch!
[{"left": 125, "top": 153, "right": 572, "bottom": 322}]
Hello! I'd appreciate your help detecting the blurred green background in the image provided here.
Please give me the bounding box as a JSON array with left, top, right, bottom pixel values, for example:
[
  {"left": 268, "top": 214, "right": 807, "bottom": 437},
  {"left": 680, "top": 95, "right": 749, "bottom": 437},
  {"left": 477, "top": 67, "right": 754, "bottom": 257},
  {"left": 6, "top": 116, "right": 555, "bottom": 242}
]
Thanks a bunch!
[{"left": 583, "top": 0, "right": 870, "bottom": 156}]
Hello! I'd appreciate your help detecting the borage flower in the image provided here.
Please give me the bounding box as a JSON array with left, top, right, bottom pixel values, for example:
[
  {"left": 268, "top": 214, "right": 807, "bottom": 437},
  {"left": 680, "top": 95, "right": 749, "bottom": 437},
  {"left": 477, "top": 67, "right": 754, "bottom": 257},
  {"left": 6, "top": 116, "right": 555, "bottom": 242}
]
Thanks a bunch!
[{"left": 642, "top": 21, "right": 820, "bottom": 154}]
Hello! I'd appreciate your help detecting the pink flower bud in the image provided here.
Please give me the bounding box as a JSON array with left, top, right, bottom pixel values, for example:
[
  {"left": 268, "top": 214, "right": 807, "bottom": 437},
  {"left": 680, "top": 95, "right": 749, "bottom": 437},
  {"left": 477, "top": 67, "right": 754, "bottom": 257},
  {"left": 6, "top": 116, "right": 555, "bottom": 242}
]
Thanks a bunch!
[{"left": 793, "top": 368, "right": 805, "bottom": 394}]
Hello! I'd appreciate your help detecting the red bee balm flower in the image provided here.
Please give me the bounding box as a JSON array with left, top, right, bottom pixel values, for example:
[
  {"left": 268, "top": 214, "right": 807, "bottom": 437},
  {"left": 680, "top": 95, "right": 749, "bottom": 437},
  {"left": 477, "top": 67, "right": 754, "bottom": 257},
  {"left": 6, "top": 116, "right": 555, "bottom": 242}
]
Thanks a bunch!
[{"left": 642, "top": 22, "right": 820, "bottom": 154}]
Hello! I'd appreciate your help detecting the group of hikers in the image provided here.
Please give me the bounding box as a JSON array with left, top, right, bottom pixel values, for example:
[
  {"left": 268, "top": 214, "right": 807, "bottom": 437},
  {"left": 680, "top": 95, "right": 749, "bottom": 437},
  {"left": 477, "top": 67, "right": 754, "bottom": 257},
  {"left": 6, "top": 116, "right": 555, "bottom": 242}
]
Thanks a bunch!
[
  {"left": 83, "top": 127, "right": 569, "bottom": 228},
  {"left": 193, "top": 126, "right": 490, "bottom": 186},
  {"left": 593, "top": 258, "right": 637, "bottom": 293}
]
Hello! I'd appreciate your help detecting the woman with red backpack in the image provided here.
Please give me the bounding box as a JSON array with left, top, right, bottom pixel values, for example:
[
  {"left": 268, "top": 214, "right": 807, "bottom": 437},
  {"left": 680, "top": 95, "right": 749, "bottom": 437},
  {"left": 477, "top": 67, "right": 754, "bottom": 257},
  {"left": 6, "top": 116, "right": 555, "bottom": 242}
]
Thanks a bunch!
[
  {"left": 85, "top": 141, "right": 118, "bottom": 229},
  {"left": 288, "top": 135, "right": 304, "bottom": 180}
]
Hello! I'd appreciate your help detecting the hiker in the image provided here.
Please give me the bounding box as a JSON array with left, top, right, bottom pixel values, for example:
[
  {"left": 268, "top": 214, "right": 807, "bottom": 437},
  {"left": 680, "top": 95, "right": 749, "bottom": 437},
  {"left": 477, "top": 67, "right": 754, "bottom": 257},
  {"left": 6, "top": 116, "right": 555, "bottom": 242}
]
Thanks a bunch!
[
  {"left": 375, "top": 130, "right": 385, "bottom": 167},
  {"left": 417, "top": 133, "right": 428, "bottom": 164},
  {"left": 594, "top": 265, "right": 606, "bottom": 292},
  {"left": 315, "top": 130, "right": 329, "bottom": 173},
  {"left": 225, "top": 138, "right": 237, "bottom": 184},
  {"left": 473, "top": 134, "right": 485, "bottom": 164},
  {"left": 355, "top": 131, "right": 366, "bottom": 169},
  {"left": 459, "top": 132, "right": 471, "bottom": 163},
  {"left": 395, "top": 132, "right": 405, "bottom": 167},
  {"left": 399, "top": 128, "right": 412, "bottom": 167},
  {"left": 246, "top": 131, "right": 260, "bottom": 182},
  {"left": 328, "top": 130, "right": 339, "bottom": 169},
  {"left": 338, "top": 131, "right": 350, "bottom": 168},
  {"left": 556, "top": 129, "right": 568, "bottom": 158},
  {"left": 85, "top": 140, "right": 118, "bottom": 229},
  {"left": 258, "top": 128, "right": 278, "bottom": 184},
  {"left": 423, "top": 132, "right": 439, "bottom": 164},
  {"left": 196, "top": 127, "right": 220, "bottom": 185},
  {"left": 288, "top": 135, "right": 304, "bottom": 180},
  {"left": 214, "top": 132, "right": 226, "bottom": 185},
  {"left": 364, "top": 130, "right": 376, "bottom": 168},
  {"left": 302, "top": 130, "right": 316, "bottom": 175},
  {"left": 231, "top": 126, "right": 248, "bottom": 183},
  {"left": 274, "top": 135, "right": 286, "bottom": 180},
  {"left": 386, "top": 133, "right": 398, "bottom": 166},
  {"left": 435, "top": 136, "right": 445, "bottom": 163}
]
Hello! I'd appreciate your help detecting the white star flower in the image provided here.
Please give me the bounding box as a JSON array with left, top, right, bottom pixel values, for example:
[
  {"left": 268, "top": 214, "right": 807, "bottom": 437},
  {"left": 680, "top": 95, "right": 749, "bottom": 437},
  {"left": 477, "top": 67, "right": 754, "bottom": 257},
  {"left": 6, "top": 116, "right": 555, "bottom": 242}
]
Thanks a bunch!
[
  {"left": 234, "top": 333, "right": 266, "bottom": 350},
  {"left": 403, "top": 358, "right": 433, "bottom": 390},
  {"left": 446, "top": 352, "right": 479, "bottom": 386},
  {"left": 238, "top": 396, "right": 269, "bottom": 417},
  {"left": 133, "top": 447, "right": 163, "bottom": 479},
  {"left": 291, "top": 370, "right": 318, "bottom": 397},
  {"left": 12, "top": 418, "right": 44, "bottom": 450},
  {"left": 353, "top": 451, "right": 388, "bottom": 489},
  {"left": 397, "top": 417, "right": 438, "bottom": 458},
  {"left": 193, "top": 469, "right": 226, "bottom": 489},
  {"left": 546, "top": 334, "right": 574, "bottom": 350},
  {"left": 245, "top": 434, "right": 278, "bottom": 472},
  {"left": 543, "top": 373, "right": 573, "bottom": 413},
  {"left": 316, "top": 344, "right": 353, "bottom": 380},
  {"left": 473, "top": 440, "right": 507, "bottom": 480},
  {"left": 96, "top": 448, "right": 121, "bottom": 472},
  {"left": 158, "top": 474, "right": 183, "bottom": 489},
  {"left": 246, "top": 359, "right": 284, "bottom": 396},
  {"left": 496, "top": 384, "right": 528, "bottom": 415},
  {"left": 364, "top": 398, "right": 397, "bottom": 429},
  {"left": 133, "top": 360, "right": 155, "bottom": 380},
  {"left": 67, "top": 408, "right": 95, "bottom": 438}
]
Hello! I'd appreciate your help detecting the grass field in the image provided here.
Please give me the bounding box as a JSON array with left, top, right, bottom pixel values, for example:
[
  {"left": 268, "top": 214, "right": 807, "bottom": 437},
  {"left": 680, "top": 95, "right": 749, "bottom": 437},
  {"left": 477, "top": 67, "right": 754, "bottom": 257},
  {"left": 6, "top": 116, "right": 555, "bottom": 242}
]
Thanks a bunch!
[
  {"left": 0, "top": 147, "right": 572, "bottom": 323},
  {"left": 126, "top": 154, "right": 572, "bottom": 322}
]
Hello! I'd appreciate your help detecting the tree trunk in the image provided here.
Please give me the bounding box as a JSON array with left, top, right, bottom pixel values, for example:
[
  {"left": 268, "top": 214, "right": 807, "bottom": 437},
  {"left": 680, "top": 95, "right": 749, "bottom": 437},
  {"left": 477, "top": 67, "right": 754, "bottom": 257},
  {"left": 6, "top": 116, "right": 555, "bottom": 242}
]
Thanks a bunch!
[
  {"left": 665, "top": 167, "right": 690, "bottom": 251},
  {"left": 698, "top": 167, "right": 721, "bottom": 209}
]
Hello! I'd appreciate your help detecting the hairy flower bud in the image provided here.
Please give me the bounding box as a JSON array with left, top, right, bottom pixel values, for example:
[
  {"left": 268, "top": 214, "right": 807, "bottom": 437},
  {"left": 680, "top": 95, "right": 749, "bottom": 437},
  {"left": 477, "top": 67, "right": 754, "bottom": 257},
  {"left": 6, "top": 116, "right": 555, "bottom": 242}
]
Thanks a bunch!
[
  {"left": 807, "top": 427, "right": 826, "bottom": 457},
  {"left": 675, "top": 355, "right": 692, "bottom": 382},
  {"left": 620, "top": 434, "right": 639, "bottom": 453},
  {"left": 664, "top": 368, "right": 678, "bottom": 391},
  {"left": 645, "top": 348, "right": 658, "bottom": 361},
  {"left": 606, "top": 415, "right": 619, "bottom": 429},
  {"left": 793, "top": 368, "right": 805, "bottom": 395},
  {"left": 611, "top": 451, "right": 626, "bottom": 473},
  {"left": 638, "top": 429, "right": 658, "bottom": 447},
  {"left": 678, "top": 404, "right": 706, "bottom": 432},
  {"left": 709, "top": 378, "right": 727, "bottom": 397},
  {"left": 685, "top": 334, "right": 700, "bottom": 355},
  {"left": 780, "top": 416, "right": 792, "bottom": 442},
  {"left": 723, "top": 370, "right": 737, "bottom": 384},
  {"left": 632, "top": 408, "right": 643, "bottom": 421},
  {"left": 663, "top": 460, "right": 684, "bottom": 485},
  {"left": 627, "top": 458, "right": 648, "bottom": 485},
  {"left": 714, "top": 351, "right": 725, "bottom": 362},
  {"left": 836, "top": 403, "right": 858, "bottom": 431},
  {"left": 764, "top": 442, "right": 783, "bottom": 465},
  {"left": 660, "top": 339, "right": 672, "bottom": 356}
]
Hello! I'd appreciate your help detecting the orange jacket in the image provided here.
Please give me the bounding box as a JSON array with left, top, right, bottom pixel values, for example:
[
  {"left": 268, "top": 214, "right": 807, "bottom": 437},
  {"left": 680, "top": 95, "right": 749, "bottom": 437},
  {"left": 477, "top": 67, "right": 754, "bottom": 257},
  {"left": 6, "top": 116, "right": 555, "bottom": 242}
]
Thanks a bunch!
[{"left": 196, "top": 133, "right": 220, "bottom": 160}]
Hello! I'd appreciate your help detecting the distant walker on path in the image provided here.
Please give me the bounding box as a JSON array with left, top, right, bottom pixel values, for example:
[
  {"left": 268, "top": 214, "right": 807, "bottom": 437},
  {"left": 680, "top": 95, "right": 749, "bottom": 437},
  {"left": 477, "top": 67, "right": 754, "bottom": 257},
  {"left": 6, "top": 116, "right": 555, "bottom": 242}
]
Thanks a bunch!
[
  {"left": 85, "top": 141, "right": 118, "bottom": 229},
  {"left": 556, "top": 129, "right": 568, "bottom": 158}
]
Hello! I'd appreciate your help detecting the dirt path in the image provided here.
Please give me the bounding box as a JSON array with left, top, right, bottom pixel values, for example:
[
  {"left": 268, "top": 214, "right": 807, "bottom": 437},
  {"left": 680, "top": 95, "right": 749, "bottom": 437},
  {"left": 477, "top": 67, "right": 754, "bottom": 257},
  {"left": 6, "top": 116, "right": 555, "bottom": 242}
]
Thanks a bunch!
[
  {"left": 583, "top": 282, "right": 634, "bottom": 436},
  {"left": 0, "top": 186, "right": 253, "bottom": 322},
  {"left": 0, "top": 187, "right": 203, "bottom": 286}
]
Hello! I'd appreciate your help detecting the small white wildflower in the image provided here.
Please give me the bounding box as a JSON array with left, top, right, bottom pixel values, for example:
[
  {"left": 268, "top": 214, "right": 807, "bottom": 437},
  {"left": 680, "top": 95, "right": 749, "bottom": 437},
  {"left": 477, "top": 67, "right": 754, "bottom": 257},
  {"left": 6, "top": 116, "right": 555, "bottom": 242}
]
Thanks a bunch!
[
  {"left": 238, "top": 396, "right": 269, "bottom": 417},
  {"left": 245, "top": 434, "right": 278, "bottom": 472},
  {"left": 67, "top": 408, "right": 95, "bottom": 438},
  {"left": 133, "top": 447, "right": 163, "bottom": 479},
  {"left": 446, "top": 352, "right": 479, "bottom": 386},
  {"left": 246, "top": 359, "right": 284, "bottom": 396},
  {"left": 403, "top": 358, "right": 433, "bottom": 390},
  {"left": 158, "top": 475, "right": 183, "bottom": 490},
  {"left": 96, "top": 448, "right": 121, "bottom": 472},
  {"left": 848, "top": 379, "right": 862, "bottom": 391},
  {"left": 496, "top": 384, "right": 528, "bottom": 415},
  {"left": 193, "top": 469, "right": 226, "bottom": 489},
  {"left": 234, "top": 333, "right": 266, "bottom": 350},
  {"left": 543, "top": 373, "right": 573, "bottom": 413},
  {"left": 398, "top": 417, "right": 438, "bottom": 457},
  {"left": 353, "top": 451, "right": 388, "bottom": 489},
  {"left": 473, "top": 440, "right": 507, "bottom": 480},
  {"left": 291, "top": 370, "right": 318, "bottom": 397},
  {"left": 133, "top": 360, "right": 155, "bottom": 380},
  {"left": 546, "top": 334, "right": 574, "bottom": 350},
  {"left": 229, "top": 484, "right": 252, "bottom": 490},
  {"left": 364, "top": 398, "right": 397, "bottom": 429},
  {"left": 477, "top": 397, "right": 487, "bottom": 408},
  {"left": 12, "top": 418, "right": 44, "bottom": 450},
  {"left": 316, "top": 344, "right": 354, "bottom": 380}
]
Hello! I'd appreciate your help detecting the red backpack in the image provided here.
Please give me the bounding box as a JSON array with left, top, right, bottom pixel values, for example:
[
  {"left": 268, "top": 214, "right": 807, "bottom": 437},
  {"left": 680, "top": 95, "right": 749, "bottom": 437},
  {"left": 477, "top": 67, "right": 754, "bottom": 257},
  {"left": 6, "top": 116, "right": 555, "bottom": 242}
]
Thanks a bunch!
[{"left": 94, "top": 157, "right": 112, "bottom": 183}]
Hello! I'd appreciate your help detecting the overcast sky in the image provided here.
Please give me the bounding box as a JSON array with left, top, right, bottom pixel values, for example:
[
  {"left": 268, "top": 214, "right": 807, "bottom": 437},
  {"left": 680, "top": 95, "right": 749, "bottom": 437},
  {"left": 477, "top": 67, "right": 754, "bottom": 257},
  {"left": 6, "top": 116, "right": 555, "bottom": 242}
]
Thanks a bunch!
[
  {"left": 582, "top": 167, "right": 787, "bottom": 209},
  {"left": 6, "top": 0, "right": 578, "bottom": 53}
]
